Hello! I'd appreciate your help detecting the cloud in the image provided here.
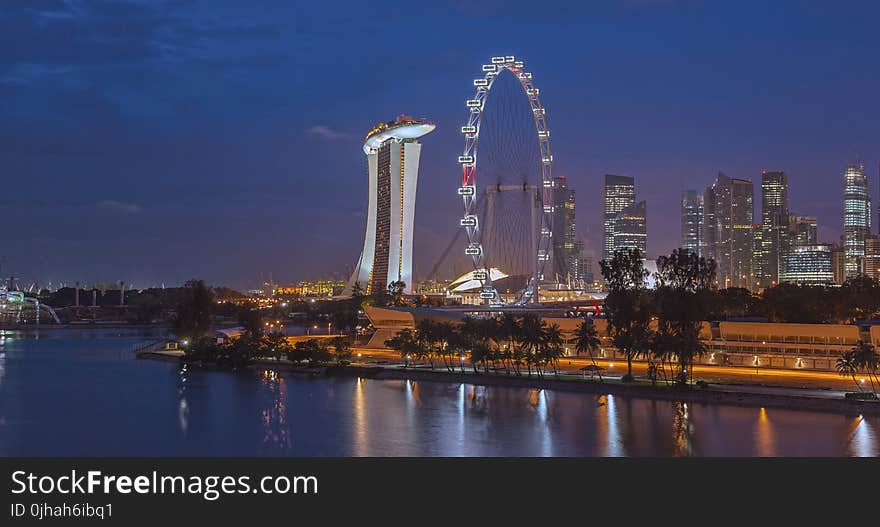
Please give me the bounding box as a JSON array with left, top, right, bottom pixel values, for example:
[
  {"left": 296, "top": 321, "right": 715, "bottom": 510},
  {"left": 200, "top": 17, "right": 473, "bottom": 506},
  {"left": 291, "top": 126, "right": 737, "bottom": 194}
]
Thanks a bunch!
[
  {"left": 98, "top": 200, "right": 142, "bottom": 214},
  {"left": 307, "top": 125, "right": 350, "bottom": 141}
]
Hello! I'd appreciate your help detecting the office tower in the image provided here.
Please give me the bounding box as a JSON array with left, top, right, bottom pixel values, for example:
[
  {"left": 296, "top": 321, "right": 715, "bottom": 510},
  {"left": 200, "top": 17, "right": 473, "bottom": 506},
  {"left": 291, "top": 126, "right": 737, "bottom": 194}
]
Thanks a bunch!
[
  {"left": 551, "top": 176, "right": 583, "bottom": 283},
  {"left": 681, "top": 190, "right": 704, "bottom": 256},
  {"left": 706, "top": 172, "right": 754, "bottom": 289},
  {"left": 348, "top": 115, "right": 435, "bottom": 295},
  {"left": 843, "top": 163, "right": 871, "bottom": 279},
  {"left": 757, "top": 170, "right": 789, "bottom": 288},
  {"left": 832, "top": 244, "right": 846, "bottom": 285},
  {"left": 752, "top": 227, "right": 764, "bottom": 283},
  {"left": 864, "top": 235, "right": 880, "bottom": 280},
  {"left": 789, "top": 215, "right": 818, "bottom": 246},
  {"left": 581, "top": 249, "right": 595, "bottom": 285},
  {"left": 603, "top": 175, "right": 635, "bottom": 263},
  {"left": 779, "top": 244, "right": 834, "bottom": 285},
  {"left": 703, "top": 186, "right": 717, "bottom": 262},
  {"left": 612, "top": 200, "right": 647, "bottom": 255}
]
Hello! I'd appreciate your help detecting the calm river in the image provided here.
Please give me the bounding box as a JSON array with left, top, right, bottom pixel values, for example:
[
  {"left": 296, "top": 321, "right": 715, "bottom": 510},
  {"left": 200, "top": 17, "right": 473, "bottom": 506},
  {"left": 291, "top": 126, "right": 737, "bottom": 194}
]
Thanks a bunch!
[{"left": 0, "top": 328, "right": 876, "bottom": 456}]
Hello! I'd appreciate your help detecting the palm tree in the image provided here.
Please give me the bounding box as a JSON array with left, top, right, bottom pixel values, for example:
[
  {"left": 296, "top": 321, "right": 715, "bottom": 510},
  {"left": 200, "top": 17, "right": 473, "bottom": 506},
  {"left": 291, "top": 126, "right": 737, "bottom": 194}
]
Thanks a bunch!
[
  {"left": 415, "top": 319, "right": 438, "bottom": 369},
  {"left": 385, "top": 329, "right": 418, "bottom": 367},
  {"left": 497, "top": 313, "right": 519, "bottom": 374},
  {"left": 575, "top": 319, "right": 602, "bottom": 380},
  {"left": 542, "top": 323, "right": 565, "bottom": 378},
  {"left": 836, "top": 350, "right": 862, "bottom": 392},
  {"left": 518, "top": 314, "right": 545, "bottom": 378},
  {"left": 851, "top": 340, "right": 879, "bottom": 394}
]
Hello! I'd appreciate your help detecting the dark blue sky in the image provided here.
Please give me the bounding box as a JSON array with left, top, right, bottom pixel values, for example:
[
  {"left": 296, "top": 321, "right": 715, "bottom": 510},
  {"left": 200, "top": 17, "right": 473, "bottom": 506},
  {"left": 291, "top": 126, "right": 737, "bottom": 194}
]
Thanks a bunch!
[{"left": 3, "top": 0, "right": 880, "bottom": 290}]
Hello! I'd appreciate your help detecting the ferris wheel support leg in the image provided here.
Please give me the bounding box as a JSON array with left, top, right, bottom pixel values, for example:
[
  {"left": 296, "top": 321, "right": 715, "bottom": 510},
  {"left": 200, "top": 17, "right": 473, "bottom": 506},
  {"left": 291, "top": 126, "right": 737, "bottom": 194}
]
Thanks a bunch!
[{"left": 531, "top": 188, "right": 539, "bottom": 303}]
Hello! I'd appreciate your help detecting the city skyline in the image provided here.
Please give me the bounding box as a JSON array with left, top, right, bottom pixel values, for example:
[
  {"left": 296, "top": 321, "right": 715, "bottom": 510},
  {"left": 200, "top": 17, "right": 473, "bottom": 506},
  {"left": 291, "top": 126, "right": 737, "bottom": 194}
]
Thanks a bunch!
[{"left": 5, "top": 1, "right": 880, "bottom": 289}]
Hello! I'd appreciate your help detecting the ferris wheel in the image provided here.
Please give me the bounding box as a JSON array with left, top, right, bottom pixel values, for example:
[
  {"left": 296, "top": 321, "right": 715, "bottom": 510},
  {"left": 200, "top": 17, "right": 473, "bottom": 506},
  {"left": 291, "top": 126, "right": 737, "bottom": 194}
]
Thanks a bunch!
[{"left": 458, "top": 55, "right": 553, "bottom": 305}]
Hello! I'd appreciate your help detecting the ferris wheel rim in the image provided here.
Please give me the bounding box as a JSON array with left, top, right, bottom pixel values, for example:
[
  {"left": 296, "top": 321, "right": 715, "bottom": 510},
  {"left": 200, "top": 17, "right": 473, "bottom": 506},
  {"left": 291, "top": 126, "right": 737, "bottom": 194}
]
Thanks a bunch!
[{"left": 458, "top": 55, "right": 554, "bottom": 305}]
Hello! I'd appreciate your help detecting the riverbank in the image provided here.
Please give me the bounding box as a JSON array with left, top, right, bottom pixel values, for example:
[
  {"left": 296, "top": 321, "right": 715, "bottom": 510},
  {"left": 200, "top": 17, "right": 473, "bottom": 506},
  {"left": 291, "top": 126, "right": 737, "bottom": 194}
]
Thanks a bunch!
[{"left": 137, "top": 350, "right": 880, "bottom": 416}]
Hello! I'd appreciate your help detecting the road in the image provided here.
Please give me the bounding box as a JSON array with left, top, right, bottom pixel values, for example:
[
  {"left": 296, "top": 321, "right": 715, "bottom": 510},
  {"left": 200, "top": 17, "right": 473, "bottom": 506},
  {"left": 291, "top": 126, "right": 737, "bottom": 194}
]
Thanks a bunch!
[{"left": 351, "top": 346, "right": 867, "bottom": 393}]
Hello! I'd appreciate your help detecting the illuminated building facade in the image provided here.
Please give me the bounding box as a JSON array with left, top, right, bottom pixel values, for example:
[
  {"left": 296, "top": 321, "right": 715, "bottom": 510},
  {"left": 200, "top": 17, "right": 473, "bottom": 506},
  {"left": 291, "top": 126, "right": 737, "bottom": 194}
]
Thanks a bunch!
[
  {"left": 681, "top": 190, "right": 704, "bottom": 256},
  {"left": 612, "top": 200, "right": 647, "bottom": 255},
  {"left": 602, "top": 175, "right": 635, "bottom": 263},
  {"left": 864, "top": 235, "right": 880, "bottom": 280},
  {"left": 551, "top": 176, "right": 584, "bottom": 284},
  {"left": 843, "top": 163, "right": 871, "bottom": 279},
  {"left": 758, "top": 170, "right": 789, "bottom": 288},
  {"left": 347, "top": 115, "right": 435, "bottom": 295},
  {"left": 789, "top": 214, "right": 818, "bottom": 246},
  {"left": 779, "top": 244, "right": 834, "bottom": 285},
  {"left": 706, "top": 173, "right": 754, "bottom": 289}
]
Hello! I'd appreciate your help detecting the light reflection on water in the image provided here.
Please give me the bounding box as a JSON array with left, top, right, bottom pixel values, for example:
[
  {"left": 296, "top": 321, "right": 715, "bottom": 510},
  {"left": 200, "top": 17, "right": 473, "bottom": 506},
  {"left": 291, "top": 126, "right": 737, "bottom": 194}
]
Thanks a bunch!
[{"left": 0, "top": 329, "right": 878, "bottom": 457}]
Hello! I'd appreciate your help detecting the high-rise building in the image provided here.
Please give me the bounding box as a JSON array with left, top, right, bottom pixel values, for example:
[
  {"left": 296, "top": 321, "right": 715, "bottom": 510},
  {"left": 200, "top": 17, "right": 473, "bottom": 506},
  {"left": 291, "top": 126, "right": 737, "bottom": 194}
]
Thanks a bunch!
[
  {"left": 603, "top": 175, "right": 635, "bottom": 263},
  {"left": 832, "top": 243, "right": 846, "bottom": 285},
  {"left": 864, "top": 235, "right": 880, "bottom": 280},
  {"left": 706, "top": 172, "right": 754, "bottom": 289},
  {"left": 580, "top": 249, "right": 595, "bottom": 285},
  {"left": 843, "top": 163, "right": 871, "bottom": 279},
  {"left": 757, "top": 170, "right": 789, "bottom": 288},
  {"left": 551, "top": 176, "right": 583, "bottom": 284},
  {"left": 703, "top": 186, "right": 717, "bottom": 262},
  {"left": 752, "top": 227, "right": 764, "bottom": 283},
  {"left": 612, "top": 200, "right": 647, "bottom": 256},
  {"left": 348, "top": 115, "right": 435, "bottom": 295},
  {"left": 789, "top": 214, "right": 818, "bottom": 246},
  {"left": 680, "top": 190, "right": 704, "bottom": 256},
  {"left": 779, "top": 244, "right": 834, "bottom": 285}
]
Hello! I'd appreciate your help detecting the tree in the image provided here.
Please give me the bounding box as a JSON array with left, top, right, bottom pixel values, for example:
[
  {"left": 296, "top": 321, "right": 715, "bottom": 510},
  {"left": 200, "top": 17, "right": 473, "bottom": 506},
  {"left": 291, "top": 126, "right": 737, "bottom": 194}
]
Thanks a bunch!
[
  {"left": 541, "top": 323, "right": 565, "bottom": 378},
  {"left": 840, "top": 276, "right": 880, "bottom": 323},
  {"left": 517, "top": 314, "right": 545, "bottom": 378},
  {"left": 172, "top": 279, "right": 214, "bottom": 340},
  {"left": 260, "top": 331, "right": 292, "bottom": 361},
  {"left": 387, "top": 281, "right": 407, "bottom": 307},
  {"left": 574, "top": 320, "right": 602, "bottom": 378},
  {"left": 238, "top": 307, "right": 263, "bottom": 340},
  {"left": 415, "top": 319, "right": 439, "bottom": 369},
  {"left": 216, "top": 336, "right": 259, "bottom": 371},
  {"left": 851, "top": 340, "right": 879, "bottom": 394},
  {"left": 653, "top": 249, "right": 715, "bottom": 386},
  {"left": 497, "top": 313, "right": 520, "bottom": 374},
  {"left": 599, "top": 249, "right": 652, "bottom": 382},
  {"left": 458, "top": 317, "right": 498, "bottom": 374},
  {"left": 385, "top": 329, "right": 420, "bottom": 368},
  {"left": 836, "top": 350, "right": 862, "bottom": 392},
  {"left": 329, "top": 336, "right": 352, "bottom": 365},
  {"left": 351, "top": 281, "right": 365, "bottom": 299}
]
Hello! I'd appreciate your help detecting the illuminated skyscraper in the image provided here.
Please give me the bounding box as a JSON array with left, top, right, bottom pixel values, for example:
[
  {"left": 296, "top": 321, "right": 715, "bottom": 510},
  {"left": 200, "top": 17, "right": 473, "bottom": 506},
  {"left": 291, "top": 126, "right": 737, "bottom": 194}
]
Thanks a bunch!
[
  {"left": 681, "top": 190, "right": 704, "bottom": 256},
  {"left": 603, "top": 174, "right": 635, "bottom": 262},
  {"left": 758, "top": 170, "right": 789, "bottom": 288},
  {"left": 843, "top": 163, "right": 871, "bottom": 279},
  {"left": 789, "top": 214, "right": 818, "bottom": 246},
  {"left": 864, "top": 235, "right": 880, "bottom": 280},
  {"left": 613, "top": 200, "right": 647, "bottom": 255},
  {"left": 347, "top": 115, "right": 435, "bottom": 295},
  {"left": 706, "top": 173, "right": 754, "bottom": 289},
  {"left": 551, "top": 176, "right": 583, "bottom": 283}
]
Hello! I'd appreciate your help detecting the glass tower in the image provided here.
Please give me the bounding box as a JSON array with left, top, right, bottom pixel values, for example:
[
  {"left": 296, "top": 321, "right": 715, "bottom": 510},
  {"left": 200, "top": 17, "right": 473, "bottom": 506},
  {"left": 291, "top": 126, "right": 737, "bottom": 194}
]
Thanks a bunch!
[
  {"left": 843, "top": 163, "right": 871, "bottom": 279},
  {"left": 603, "top": 175, "right": 635, "bottom": 263}
]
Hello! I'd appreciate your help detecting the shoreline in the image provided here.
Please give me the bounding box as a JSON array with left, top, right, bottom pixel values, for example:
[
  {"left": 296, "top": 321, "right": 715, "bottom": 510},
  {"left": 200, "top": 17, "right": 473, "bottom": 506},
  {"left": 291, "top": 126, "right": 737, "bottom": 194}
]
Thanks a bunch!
[{"left": 137, "top": 351, "right": 880, "bottom": 416}]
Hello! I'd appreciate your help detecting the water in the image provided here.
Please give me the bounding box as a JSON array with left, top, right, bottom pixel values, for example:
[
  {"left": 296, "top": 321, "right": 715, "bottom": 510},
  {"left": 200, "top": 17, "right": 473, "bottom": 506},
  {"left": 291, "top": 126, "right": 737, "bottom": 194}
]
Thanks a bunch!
[{"left": 0, "top": 329, "right": 876, "bottom": 456}]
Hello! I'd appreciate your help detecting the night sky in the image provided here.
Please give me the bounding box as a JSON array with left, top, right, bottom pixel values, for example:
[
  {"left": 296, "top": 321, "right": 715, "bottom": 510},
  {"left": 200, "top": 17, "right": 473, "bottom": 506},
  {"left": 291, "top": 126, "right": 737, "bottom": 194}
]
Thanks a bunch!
[{"left": 4, "top": 0, "right": 880, "bottom": 290}]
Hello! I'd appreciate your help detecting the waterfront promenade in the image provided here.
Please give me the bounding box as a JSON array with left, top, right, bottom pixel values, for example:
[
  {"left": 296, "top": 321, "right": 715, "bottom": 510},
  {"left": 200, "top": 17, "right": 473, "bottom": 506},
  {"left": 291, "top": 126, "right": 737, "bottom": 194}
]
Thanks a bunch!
[{"left": 138, "top": 345, "right": 880, "bottom": 416}]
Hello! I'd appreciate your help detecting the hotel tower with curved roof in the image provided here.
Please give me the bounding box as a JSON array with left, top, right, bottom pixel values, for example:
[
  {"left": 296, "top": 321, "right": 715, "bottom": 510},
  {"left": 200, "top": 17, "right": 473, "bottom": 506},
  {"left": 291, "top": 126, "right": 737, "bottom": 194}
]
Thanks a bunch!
[{"left": 347, "top": 114, "right": 435, "bottom": 295}]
